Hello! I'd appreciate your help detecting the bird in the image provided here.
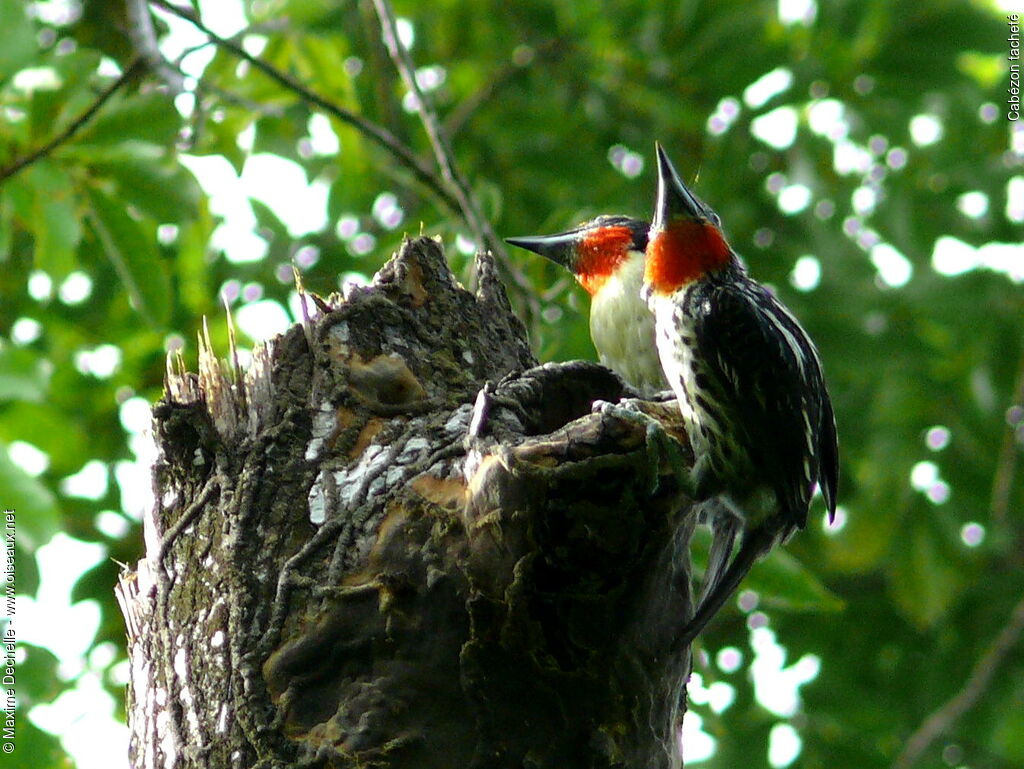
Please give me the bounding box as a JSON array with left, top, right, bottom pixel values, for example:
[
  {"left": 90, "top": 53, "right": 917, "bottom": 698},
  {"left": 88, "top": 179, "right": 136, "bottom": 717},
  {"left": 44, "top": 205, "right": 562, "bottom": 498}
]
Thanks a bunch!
[
  {"left": 506, "top": 216, "right": 668, "bottom": 395},
  {"left": 642, "top": 143, "right": 839, "bottom": 645}
]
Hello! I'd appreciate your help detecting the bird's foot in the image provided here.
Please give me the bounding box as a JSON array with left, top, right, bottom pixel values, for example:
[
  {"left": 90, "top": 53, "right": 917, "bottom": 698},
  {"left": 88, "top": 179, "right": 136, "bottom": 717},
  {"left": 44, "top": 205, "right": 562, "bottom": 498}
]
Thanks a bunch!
[{"left": 591, "top": 399, "right": 693, "bottom": 498}]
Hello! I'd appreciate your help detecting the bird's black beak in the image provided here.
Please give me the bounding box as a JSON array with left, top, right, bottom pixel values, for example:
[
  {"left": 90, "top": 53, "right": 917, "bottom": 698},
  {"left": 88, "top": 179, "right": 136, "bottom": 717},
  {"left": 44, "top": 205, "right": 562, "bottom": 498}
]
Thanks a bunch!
[
  {"left": 653, "top": 142, "right": 715, "bottom": 230},
  {"left": 505, "top": 230, "right": 579, "bottom": 268}
]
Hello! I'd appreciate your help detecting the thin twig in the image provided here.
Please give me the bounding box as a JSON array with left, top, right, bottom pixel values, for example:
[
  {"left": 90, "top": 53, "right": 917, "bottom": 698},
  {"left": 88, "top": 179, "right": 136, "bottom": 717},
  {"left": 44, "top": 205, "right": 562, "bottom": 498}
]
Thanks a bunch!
[
  {"left": 892, "top": 591, "right": 1024, "bottom": 769},
  {"left": 161, "top": 50, "right": 286, "bottom": 117},
  {"left": 370, "top": 0, "right": 487, "bottom": 250},
  {"left": 169, "top": 18, "right": 290, "bottom": 116},
  {"left": 190, "top": 77, "right": 284, "bottom": 117},
  {"left": 0, "top": 58, "right": 144, "bottom": 184},
  {"left": 155, "top": 0, "right": 539, "bottom": 323},
  {"left": 148, "top": 0, "right": 461, "bottom": 214},
  {"left": 370, "top": 0, "right": 539, "bottom": 325}
]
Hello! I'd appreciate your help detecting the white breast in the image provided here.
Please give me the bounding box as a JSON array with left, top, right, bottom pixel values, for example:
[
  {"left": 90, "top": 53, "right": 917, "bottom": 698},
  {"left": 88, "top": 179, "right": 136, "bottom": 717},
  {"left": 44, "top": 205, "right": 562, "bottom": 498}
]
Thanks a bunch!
[
  {"left": 589, "top": 252, "right": 667, "bottom": 394},
  {"left": 648, "top": 289, "right": 722, "bottom": 462}
]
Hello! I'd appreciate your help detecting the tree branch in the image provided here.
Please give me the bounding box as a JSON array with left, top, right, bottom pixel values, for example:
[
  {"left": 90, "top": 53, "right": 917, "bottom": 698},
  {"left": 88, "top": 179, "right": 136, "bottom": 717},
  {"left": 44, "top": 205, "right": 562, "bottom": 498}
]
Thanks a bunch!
[
  {"left": 370, "top": 0, "right": 488, "bottom": 249},
  {"left": 126, "top": 0, "right": 184, "bottom": 94},
  {"left": 150, "top": 0, "right": 539, "bottom": 325},
  {"left": 148, "top": 0, "right": 462, "bottom": 215},
  {"left": 370, "top": 0, "right": 540, "bottom": 324},
  {"left": 0, "top": 58, "right": 144, "bottom": 184},
  {"left": 892, "top": 591, "right": 1024, "bottom": 769}
]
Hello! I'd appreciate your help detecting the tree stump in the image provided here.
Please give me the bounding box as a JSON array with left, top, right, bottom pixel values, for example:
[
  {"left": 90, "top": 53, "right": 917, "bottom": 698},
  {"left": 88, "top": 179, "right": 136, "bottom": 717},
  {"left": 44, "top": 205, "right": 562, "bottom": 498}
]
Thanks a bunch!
[{"left": 117, "top": 236, "right": 697, "bottom": 769}]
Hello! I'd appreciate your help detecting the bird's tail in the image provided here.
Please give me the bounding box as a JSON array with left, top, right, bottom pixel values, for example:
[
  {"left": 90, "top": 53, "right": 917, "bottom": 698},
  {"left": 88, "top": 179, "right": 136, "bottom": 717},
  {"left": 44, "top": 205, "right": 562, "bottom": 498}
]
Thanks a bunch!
[
  {"left": 697, "top": 503, "right": 740, "bottom": 607},
  {"left": 677, "top": 520, "right": 779, "bottom": 650}
]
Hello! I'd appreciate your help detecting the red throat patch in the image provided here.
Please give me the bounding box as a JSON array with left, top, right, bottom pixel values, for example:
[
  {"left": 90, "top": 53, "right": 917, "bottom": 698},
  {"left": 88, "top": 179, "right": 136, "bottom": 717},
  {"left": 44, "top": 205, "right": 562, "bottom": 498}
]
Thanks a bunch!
[
  {"left": 575, "top": 226, "right": 635, "bottom": 295},
  {"left": 644, "top": 221, "right": 731, "bottom": 295}
]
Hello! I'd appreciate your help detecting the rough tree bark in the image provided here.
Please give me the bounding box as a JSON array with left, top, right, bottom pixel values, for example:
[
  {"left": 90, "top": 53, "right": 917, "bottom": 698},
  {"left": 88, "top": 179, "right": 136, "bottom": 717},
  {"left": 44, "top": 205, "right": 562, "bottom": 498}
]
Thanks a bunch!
[{"left": 117, "top": 236, "right": 698, "bottom": 769}]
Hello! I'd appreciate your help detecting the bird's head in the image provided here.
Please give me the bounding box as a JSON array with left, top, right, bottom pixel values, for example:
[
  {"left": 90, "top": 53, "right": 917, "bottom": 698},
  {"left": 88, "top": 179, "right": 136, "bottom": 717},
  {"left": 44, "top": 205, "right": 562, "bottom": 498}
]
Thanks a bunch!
[
  {"left": 506, "top": 215, "right": 648, "bottom": 296},
  {"left": 645, "top": 143, "right": 733, "bottom": 296}
]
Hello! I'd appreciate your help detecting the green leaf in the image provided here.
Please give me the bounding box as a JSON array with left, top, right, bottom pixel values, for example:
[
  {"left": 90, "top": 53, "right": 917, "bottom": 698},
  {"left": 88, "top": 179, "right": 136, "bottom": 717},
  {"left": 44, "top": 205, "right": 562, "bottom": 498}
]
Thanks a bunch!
[
  {"left": 6, "top": 718, "right": 65, "bottom": 769},
  {"left": 0, "top": 402, "right": 88, "bottom": 474},
  {"left": 26, "top": 162, "right": 81, "bottom": 279},
  {"left": 888, "top": 517, "right": 964, "bottom": 629},
  {"left": 11, "top": 643, "right": 62, "bottom": 706},
  {"left": 0, "top": 185, "right": 13, "bottom": 257},
  {"left": 253, "top": 109, "right": 308, "bottom": 159},
  {"left": 2, "top": 172, "right": 34, "bottom": 225},
  {"left": 990, "top": 682, "right": 1024, "bottom": 764},
  {"left": 73, "top": 91, "right": 180, "bottom": 147},
  {"left": 24, "top": 50, "right": 103, "bottom": 146},
  {"left": 87, "top": 147, "right": 202, "bottom": 223},
  {"left": 690, "top": 527, "right": 843, "bottom": 612},
  {"left": 0, "top": 345, "right": 50, "bottom": 403},
  {"left": 956, "top": 51, "right": 1006, "bottom": 90},
  {"left": 12, "top": 539, "right": 40, "bottom": 597},
  {"left": 0, "top": 0, "right": 37, "bottom": 82},
  {"left": 70, "top": 557, "right": 120, "bottom": 604},
  {"left": 0, "top": 443, "right": 60, "bottom": 550},
  {"left": 250, "top": 197, "right": 290, "bottom": 239},
  {"left": 746, "top": 548, "right": 844, "bottom": 612},
  {"left": 86, "top": 187, "right": 171, "bottom": 327},
  {"left": 175, "top": 201, "right": 216, "bottom": 314}
]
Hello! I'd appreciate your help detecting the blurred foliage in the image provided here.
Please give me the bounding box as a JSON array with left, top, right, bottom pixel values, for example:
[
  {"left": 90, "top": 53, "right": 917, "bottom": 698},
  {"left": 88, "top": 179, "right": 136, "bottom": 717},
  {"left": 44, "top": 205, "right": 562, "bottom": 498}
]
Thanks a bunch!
[{"left": 0, "top": 0, "right": 1022, "bottom": 768}]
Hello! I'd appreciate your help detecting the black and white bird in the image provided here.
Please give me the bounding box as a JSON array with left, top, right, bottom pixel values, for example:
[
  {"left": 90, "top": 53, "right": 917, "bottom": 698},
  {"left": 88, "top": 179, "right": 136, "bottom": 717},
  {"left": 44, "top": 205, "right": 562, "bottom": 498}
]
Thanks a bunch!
[{"left": 642, "top": 143, "right": 839, "bottom": 643}]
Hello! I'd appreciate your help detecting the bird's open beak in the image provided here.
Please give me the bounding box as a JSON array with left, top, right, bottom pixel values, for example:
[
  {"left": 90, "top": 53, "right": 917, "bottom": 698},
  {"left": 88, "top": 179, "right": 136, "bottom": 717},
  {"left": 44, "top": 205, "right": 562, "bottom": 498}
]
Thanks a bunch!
[{"left": 653, "top": 142, "right": 715, "bottom": 230}]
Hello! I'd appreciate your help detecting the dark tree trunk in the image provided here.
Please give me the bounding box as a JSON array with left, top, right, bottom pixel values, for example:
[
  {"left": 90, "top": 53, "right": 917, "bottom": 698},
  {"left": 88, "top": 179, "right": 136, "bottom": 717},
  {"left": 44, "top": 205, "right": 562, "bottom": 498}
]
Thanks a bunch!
[{"left": 117, "top": 236, "right": 697, "bottom": 769}]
